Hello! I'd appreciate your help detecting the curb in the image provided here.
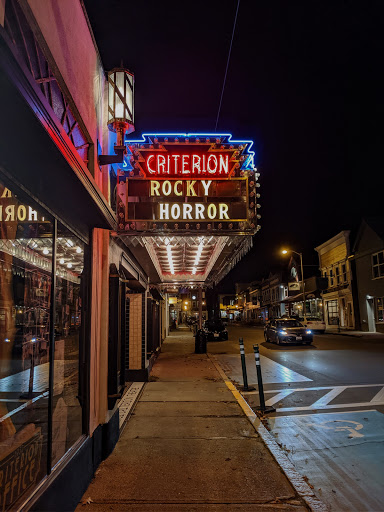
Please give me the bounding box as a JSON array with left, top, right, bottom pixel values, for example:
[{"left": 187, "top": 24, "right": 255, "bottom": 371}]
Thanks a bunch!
[
  {"left": 326, "top": 331, "right": 363, "bottom": 338},
  {"left": 207, "top": 353, "right": 329, "bottom": 512}
]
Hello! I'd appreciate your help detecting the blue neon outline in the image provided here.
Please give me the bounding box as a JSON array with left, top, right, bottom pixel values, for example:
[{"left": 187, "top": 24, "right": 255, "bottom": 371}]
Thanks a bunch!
[{"left": 125, "top": 132, "right": 255, "bottom": 163}]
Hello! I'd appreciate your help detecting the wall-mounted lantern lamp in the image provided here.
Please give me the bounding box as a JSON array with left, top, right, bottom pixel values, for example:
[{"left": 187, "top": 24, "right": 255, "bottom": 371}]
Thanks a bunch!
[{"left": 99, "top": 67, "right": 135, "bottom": 166}]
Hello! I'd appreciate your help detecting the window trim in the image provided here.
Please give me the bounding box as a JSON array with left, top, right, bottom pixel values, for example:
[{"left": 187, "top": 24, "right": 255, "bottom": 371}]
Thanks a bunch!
[{"left": 372, "top": 250, "right": 384, "bottom": 280}]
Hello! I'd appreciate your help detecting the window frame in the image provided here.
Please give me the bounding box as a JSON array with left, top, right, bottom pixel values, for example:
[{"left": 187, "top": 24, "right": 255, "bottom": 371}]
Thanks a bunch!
[{"left": 372, "top": 251, "right": 384, "bottom": 280}]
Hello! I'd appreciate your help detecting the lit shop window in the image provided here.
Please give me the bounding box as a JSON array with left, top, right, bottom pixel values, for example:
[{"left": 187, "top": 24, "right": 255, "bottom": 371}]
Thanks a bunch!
[
  {"left": 0, "top": 183, "right": 52, "bottom": 508},
  {"left": 52, "top": 226, "right": 84, "bottom": 466},
  {"left": 0, "top": 182, "right": 86, "bottom": 508},
  {"left": 372, "top": 251, "right": 384, "bottom": 279},
  {"left": 376, "top": 298, "right": 384, "bottom": 323}
]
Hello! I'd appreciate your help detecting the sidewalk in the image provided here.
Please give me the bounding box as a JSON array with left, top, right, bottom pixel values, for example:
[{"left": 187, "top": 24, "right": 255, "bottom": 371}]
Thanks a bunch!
[
  {"left": 77, "top": 331, "right": 317, "bottom": 511},
  {"left": 325, "top": 329, "right": 384, "bottom": 338}
]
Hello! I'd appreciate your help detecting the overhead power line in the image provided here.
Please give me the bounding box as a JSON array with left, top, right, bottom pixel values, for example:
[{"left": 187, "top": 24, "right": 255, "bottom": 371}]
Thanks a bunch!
[{"left": 215, "top": 0, "right": 240, "bottom": 132}]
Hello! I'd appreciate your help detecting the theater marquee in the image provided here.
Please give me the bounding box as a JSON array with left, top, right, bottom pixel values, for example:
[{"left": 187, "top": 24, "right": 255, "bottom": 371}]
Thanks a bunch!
[{"left": 115, "top": 134, "right": 260, "bottom": 235}]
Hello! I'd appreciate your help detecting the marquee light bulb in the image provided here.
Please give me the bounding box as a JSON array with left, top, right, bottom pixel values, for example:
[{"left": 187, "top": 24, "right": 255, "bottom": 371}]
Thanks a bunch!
[
  {"left": 43, "top": 248, "right": 49, "bottom": 255},
  {"left": 76, "top": 247, "right": 82, "bottom": 253},
  {"left": 166, "top": 243, "right": 175, "bottom": 275},
  {"left": 59, "top": 258, "right": 64, "bottom": 265},
  {"left": 194, "top": 241, "right": 204, "bottom": 267},
  {"left": 67, "top": 262, "right": 73, "bottom": 269}
]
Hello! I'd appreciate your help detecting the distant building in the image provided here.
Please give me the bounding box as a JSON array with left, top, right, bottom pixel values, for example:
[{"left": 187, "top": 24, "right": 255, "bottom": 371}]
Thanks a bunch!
[
  {"left": 260, "top": 272, "right": 288, "bottom": 321},
  {"left": 243, "top": 282, "right": 262, "bottom": 323},
  {"left": 315, "top": 231, "right": 356, "bottom": 330},
  {"left": 352, "top": 218, "right": 384, "bottom": 332},
  {"left": 219, "top": 293, "right": 240, "bottom": 320},
  {"left": 284, "top": 276, "right": 324, "bottom": 320}
]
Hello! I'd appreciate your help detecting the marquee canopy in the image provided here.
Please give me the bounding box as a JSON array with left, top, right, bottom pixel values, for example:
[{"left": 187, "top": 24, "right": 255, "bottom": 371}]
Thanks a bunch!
[{"left": 115, "top": 133, "right": 260, "bottom": 287}]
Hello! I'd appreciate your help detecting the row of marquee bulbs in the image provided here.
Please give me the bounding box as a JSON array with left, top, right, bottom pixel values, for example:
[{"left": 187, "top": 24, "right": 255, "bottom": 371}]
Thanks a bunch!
[{"left": 165, "top": 238, "right": 205, "bottom": 275}]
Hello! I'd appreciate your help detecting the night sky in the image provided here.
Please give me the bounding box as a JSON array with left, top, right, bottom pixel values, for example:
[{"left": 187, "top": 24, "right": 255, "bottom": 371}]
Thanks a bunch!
[{"left": 85, "top": 0, "right": 384, "bottom": 290}]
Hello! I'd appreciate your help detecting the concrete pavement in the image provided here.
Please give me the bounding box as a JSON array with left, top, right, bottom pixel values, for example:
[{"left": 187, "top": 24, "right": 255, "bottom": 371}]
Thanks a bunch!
[
  {"left": 210, "top": 325, "right": 384, "bottom": 511},
  {"left": 76, "top": 331, "right": 320, "bottom": 511}
]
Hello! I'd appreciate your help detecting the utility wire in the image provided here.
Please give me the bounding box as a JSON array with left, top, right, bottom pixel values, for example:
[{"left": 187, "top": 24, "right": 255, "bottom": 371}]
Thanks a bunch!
[{"left": 215, "top": 0, "right": 240, "bottom": 132}]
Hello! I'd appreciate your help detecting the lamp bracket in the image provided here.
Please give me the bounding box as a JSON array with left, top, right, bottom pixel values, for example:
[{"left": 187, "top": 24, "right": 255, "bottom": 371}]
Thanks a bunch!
[{"left": 98, "top": 145, "right": 127, "bottom": 166}]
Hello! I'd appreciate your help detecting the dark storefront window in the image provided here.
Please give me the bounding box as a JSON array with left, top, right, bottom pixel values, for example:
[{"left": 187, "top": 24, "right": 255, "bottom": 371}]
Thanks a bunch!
[{"left": 0, "top": 181, "right": 85, "bottom": 509}]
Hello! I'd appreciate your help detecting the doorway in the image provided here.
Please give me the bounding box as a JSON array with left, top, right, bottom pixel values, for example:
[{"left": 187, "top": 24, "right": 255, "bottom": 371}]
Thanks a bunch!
[{"left": 366, "top": 298, "right": 376, "bottom": 332}]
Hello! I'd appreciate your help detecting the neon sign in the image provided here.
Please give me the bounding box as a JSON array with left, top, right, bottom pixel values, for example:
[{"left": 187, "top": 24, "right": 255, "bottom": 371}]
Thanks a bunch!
[
  {"left": 116, "top": 133, "right": 260, "bottom": 235},
  {"left": 145, "top": 151, "right": 231, "bottom": 178}
]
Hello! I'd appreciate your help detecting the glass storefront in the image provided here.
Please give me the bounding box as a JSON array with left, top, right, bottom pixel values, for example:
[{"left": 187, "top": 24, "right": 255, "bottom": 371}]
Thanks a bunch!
[{"left": 0, "top": 181, "right": 85, "bottom": 510}]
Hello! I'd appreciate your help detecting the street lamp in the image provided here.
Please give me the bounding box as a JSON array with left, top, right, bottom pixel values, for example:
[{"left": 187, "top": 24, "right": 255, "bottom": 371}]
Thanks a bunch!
[
  {"left": 282, "top": 249, "right": 307, "bottom": 322},
  {"left": 99, "top": 67, "right": 135, "bottom": 165}
]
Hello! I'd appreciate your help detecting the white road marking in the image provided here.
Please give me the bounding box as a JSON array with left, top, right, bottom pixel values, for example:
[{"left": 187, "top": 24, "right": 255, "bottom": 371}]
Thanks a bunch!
[
  {"left": 277, "top": 409, "right": 376, "bottom": 418},
  {"left": 265, "top": 389, "right": 294, "bottom": 406},
  {"left": 266, "top": 411, "right": 384, "bottom": 511},
  {"left": 215, "top": 353, "right": 311, "bottom": 384},
  {"left": 275, "top": 401, "right": 384, "bottom": 413},
  {"left": 311, "top": 386, "right": 347, "bottom": 407},
  {"left": 244, "top": 383, "right": 384, "bottom": 394},
  {"left": 307, "top": 419, "right": 364, "bottom": 438},
  {"left": 370, "top": 386, "right": 384, "bottom": 403},
  {"left": 245, "top": 384, "right": 384, "bottom": 412}
]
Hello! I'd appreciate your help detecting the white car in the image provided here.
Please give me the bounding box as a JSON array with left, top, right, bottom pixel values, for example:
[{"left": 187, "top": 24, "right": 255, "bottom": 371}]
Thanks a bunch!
[{"left": 300, "top": 317, "right": 326, "bottom": 333}]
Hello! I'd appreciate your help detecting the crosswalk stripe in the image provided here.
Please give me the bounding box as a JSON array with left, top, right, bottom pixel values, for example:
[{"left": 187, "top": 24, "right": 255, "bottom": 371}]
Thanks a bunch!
[
  {"left": 244, "top": 383, "right": 384, "bottom": 394},
  {"left": 370, "top": 386, "right": 384, "bottom": 402},
  {"left": 274, "top": 401, "right": 384, "bottom": 413},
  {"left": 265, "top": 389, "right": 294, "bottom": 407},
  {"left": 311, "top": 386, "right": 347, "bottom": 407}
]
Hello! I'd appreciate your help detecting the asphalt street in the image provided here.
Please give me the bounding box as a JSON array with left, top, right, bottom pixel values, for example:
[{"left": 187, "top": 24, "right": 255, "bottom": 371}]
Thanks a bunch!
[{"left": 208, "top": 325, "right": 384, "bottom": 512}]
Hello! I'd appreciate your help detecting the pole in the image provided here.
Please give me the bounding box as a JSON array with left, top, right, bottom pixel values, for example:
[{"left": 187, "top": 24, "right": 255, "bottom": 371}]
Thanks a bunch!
[
  {"left": 252, "top": 344, "right": 275, "bottom": 414},
  {"left": 28, "top": 342, "right": 35, "bottom": 398},
  {"left": 299, "top": 252, "right": 307, "bottom": 322},
  {"left": 239, "top": 338, "right": 248, "bottom": 391},
  {"left": 198, "top": 286, "right": 203, "bottom": 330}
]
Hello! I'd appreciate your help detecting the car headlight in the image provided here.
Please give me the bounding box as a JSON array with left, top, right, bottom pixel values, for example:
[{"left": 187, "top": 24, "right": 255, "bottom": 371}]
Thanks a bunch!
[
  {"left": 279, "top": 330, "right": 288, "bottom": 335},
  {"left": 306, "top": 330, "right": 312, "bottom": 334}
]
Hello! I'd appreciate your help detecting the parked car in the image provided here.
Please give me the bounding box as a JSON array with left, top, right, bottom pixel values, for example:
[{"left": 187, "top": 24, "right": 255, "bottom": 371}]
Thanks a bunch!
[
  {"left": 300, "top": 317, "right": 326, "bottom": 334},
  {"left": 264, "top": 318, "right": 313, "bottom": 345},
  {"left": 203, "top": 319, "right": 228, "bottom": 341}
]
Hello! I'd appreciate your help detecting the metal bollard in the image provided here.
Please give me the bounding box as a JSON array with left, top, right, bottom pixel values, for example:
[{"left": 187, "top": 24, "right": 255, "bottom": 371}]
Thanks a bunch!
[
  {"left": 238, "top": 338, "right": 255, "bottom": 392},
  {"left": 252, "top": 344, "right": 275, "bottom": 414},
  {"left": 195, "top": 329, "right": 207, "bottom": 354}
]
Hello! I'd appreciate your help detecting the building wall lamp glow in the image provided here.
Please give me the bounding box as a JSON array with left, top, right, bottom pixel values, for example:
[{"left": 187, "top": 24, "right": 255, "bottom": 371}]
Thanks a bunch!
[
  {"left": 99, "top": 67, "right": 135, "bottom": 166},
  {"left": 282, "top": 248, "right": 307, "bottom": 322}
]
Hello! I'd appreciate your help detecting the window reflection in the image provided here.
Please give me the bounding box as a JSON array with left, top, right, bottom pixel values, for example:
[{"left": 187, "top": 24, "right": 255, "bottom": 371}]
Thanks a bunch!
[
  {"left": 51, "top": 227, "right": 83, "bottom": 466},
  {"left": 0, "top": 185, "right": 85, "bottom": 508},
  {"left": 0, "top": 184, "right": 51, "bottom": 510}
]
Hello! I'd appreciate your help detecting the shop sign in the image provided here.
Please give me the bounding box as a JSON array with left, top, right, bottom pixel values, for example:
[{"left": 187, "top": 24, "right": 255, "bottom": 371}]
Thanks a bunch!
[
  {"left": 288, "top": 282, "right": 301, "bottom": 291},
  {"left": 0, "top": 427, "right": 42, "bottom": 511},
  {"left": 116, "top": 134, "right": 259, "bottom": 235}
]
